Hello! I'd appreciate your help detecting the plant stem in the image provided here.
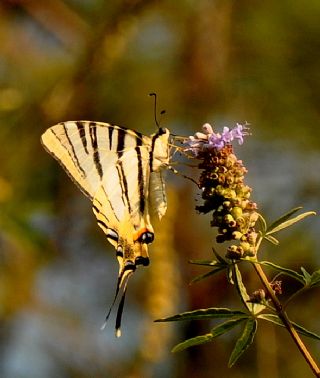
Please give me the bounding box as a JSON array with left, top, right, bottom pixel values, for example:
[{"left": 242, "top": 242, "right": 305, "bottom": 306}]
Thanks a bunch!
[{"left": 253, "top": 262, "right": 320, "bottom": 377}]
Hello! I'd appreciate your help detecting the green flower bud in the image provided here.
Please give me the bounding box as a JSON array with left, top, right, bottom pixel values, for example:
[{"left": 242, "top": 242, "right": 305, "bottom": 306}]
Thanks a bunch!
[
  {"left": 232, "top": 231, "right": 243, "bottom": 240},
  {"left": 231, "top": 206, "right": 243, "bottom": 219},
  {"left": 240, "top": 241, "right": 251, "bottom": 252}
]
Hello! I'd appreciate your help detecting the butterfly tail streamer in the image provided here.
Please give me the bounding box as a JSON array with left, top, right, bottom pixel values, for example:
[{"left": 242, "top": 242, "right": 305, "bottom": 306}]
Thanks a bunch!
[
  {"left": 115, "top": 286, "right": 128, "bottom": 338},
  {"left": 114, "top": 268, "right": 133, "bottom": 337},
  {"left": 100, "top": 275, "right": 122, "bottom": 331},
  {"left": 101, "top": 266, "right": 134, "bottom": 336}
]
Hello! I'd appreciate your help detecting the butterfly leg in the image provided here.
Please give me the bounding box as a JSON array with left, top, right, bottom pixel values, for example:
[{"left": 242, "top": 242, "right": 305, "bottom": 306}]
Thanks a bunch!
[{"left": 166, "top": 164, "right": 200, "bottom": 187}]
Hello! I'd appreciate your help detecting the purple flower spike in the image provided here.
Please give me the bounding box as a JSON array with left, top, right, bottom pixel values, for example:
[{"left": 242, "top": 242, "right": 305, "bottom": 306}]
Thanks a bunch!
[
  {"left": 231, "top": 123, "right": 250, "bottom": 145},
  {"left": 208, "top": 133, "right": 224, "bottom": 149},
  {"left": 190, "top": 121, "right": 257, "bottom": 259},
  {"left": 185, "top": 122, "right": 250, "bottom": 156}
]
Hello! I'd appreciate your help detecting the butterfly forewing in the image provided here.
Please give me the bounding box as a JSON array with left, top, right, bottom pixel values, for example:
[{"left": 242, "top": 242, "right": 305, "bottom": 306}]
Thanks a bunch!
[{"left": 41, "top": 121, "right": 145, "bottom": 199}]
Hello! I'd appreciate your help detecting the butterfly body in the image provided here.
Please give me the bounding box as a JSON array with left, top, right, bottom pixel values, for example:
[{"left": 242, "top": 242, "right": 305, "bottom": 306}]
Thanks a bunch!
[{"left": 41, "top": 121, "right": 170, "bottom": 335}]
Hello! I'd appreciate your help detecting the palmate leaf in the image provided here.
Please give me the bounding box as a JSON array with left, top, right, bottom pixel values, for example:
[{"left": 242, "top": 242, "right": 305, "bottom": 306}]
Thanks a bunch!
[
  {"left": 171, "top": 334, "right": 214, "bottom": 352},
  {"left": 266, "top": 207, "right": 316, "bottom": 236},
  {"left": 264, "top": 234, "right": 279, "bottom": 245},
  {"left": 259, "top": 314, "right": 320, "bottom": 341},
  {"left": 189, "top": 259, "right": 219, "bottom": 266},
  {"left": 260, "top": 261, "right": 305, "bottom": 284},
  {"left": 299, "top": 267, "right": 320, "bottom": 288},
  {"left": 233, "top": 264, "right": 266, "bottom": 315},
  {"left": 172, "top": 317, "right": 247, "bottom": 353},
  {"left": 309, "top": 269, "right": 320, "bottom": 288},
  {"left": 232, "top": 264, "right": 251, "bottom": 312},
  {"left": 189, "top": 253, "right": 229, "bottom": 283},
  {"left": 266, "top": 207, "right": 302, "bottom": 233},
  {"left": 155, "top": 307, "right": 247, "bottom": 322},
  {"left": 212, "top": 247, "right": 227, "bottom": 264},
  {"left": 190, "top": 249, "right": 227, "bottom": 267},
  {"left": 228, "top": 318, "right": 257, "bottom": 367},
  {"left": 300, "top": 267, "right": 311, "bottom": 281},
  {"left": 257, "top": 213, "right": 267, "bottom": 234},
  {"left": 190, "top": 266, "right": 228, "bottom": 284}
]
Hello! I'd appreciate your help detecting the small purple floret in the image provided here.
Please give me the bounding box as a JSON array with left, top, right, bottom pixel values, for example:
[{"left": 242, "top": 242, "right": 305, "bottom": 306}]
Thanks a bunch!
[{"left": 185, "top": 122, "right": 250, "bottom": 155}]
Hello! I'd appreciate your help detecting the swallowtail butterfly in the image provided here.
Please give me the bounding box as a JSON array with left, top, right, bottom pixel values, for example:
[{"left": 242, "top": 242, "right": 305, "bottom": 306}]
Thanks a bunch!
[{"left": 41, "top": 120, "right": 170, "bottom": 336}]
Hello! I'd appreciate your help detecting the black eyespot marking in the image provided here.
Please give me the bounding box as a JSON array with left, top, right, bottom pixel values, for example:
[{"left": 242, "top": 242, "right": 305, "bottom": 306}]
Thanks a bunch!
[
  {"left": 135, "top": 256, "right": 150, "bottom": 266},
  {"left": 138, "top": 232, "right": 154, "bottom": 244}
]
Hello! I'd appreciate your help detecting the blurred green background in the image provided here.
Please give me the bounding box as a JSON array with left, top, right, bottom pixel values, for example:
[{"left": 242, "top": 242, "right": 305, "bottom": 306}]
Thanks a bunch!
[{"left": 0, "top": 1, "right": 319, "bottom": 377}]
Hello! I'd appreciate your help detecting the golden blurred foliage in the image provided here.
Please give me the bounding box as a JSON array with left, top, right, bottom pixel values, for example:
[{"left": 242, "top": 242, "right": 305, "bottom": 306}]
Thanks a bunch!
[{"left": 0, "top": 1, "right": 319, "bottom": 377}]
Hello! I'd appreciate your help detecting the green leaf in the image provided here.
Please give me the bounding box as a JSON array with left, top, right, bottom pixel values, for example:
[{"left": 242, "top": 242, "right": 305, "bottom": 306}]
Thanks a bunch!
[
  {"left": 298, "top": 267, "right": 320, "bottom": 288},
  {"left": 300, "top": 267, "right": 311, "bottom": 283},
  {"left": 172, "top": 317, "right": 247, "bottom": 353},
  {"left": 190, "top": 254, "right": 228, "bottom": 268},
  {"left": 310, "top": 269, "right": 320, "bottom": 288},
  {"left": 264, "top": 234, "right": 279, "bottom": 245},
  {"left": 260, "top": 261, "right": 305, "bottom": 284},
  {"left": 259, "top": 314, "right": 320, "bottom": 341},
  {"left": 227, "top": 265, "right": 234, "bottom": 284},
  {"left": 210, "top": 317, "right": 248, "bottom": 335},
  {"left": 233, "top": 264, "right": 251, "bottom": 311},
  {"left": 233, "top": 264, "right": 266, "bottom": 315},
  {"left": 190, "top": 267, "right": 227, "bottom": 284},
  {"left": 155, "top": 308, "right": 247, "bottom": 322},
  {"left": 266, "top": 207, "right": 302, "bottom": 234},
  {"left": 189, "top": 259, "right": 219, "bottom": 266},
  {"left": 189, "top": 255, "right": 229, "bottom": 283},
  {"left": 172, "top": 333, "right": 214, "bottom": 352},
  {"left": 258, "top": 213, "right": 267, "bottom": 234},
  {"left": 212, "top": 247, "right": 227, "bottom": 264},
  {"left": 258, "top": 313, "right": 284, "bottom": 328},
  {"left": 228, "top": 318, "right": 257, "bottom": 367},
  {"left": 266, "top": 210, "right": 316, "bottom": 236}
]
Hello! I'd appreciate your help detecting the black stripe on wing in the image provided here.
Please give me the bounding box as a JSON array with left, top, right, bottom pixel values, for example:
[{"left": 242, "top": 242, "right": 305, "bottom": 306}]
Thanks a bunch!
[
  {"left": 108, "top": 127, "right": 114, "bottom": 150},
  {"left": 114, "top": 128, "right": 146, "bottom": 216},
  {"left": 89, "top": 122, "right": 104, "bottom": 179},
  {"left": 92, "top": 203, "right": 110, "bottom": 223},
  {"left": 44, "top": 128, "right": 91, "bottom": 198},
  {"left": 117, "top": 128, "right": 126, "bottom": 158},
  {"left": 93, "top": 190, "right": 120, "bottom": 223},
  {"left": 116, "top": 161, "right": 132, "bottom": 214},
  {"left": 52, "top": 126, "right": 87, "bottom": 178},
  {"left": 73, "top": 121, "right": 145, "bottom": 144},
  {"left": 76, "top": 121, "right": 89, "bottom": 154},
  {"left": 135, "top": 147, "right": 145, "bottom": 214}
]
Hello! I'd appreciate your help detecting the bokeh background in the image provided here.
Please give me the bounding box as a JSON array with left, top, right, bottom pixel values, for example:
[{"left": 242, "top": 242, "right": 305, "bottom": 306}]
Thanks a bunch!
[{"left": 0, "top": 1, "right": 319, "bottom": 377}]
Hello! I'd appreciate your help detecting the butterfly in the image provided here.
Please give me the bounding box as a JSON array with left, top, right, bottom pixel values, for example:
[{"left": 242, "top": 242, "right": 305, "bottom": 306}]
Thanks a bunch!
[{"left": 41, "top": 120, "right": 171, "bottom": 336}]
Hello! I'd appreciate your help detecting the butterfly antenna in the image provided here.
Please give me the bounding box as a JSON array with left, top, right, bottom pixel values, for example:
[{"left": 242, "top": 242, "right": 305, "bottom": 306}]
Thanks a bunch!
[{"left": 149, "top": 92, "right": 166, "bottom": 129}]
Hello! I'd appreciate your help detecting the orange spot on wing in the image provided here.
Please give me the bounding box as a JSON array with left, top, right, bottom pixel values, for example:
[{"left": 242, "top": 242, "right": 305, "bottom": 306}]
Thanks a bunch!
[{"left": 133, "top": 228, "right": 152, "bottom": 242}]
